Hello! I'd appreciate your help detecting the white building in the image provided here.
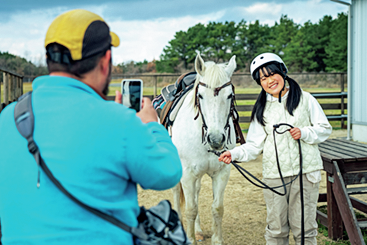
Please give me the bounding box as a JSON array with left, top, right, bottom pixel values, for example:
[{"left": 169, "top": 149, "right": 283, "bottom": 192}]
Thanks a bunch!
[{"left": 333, "top": 0, "right": 367, "bottom": 142}]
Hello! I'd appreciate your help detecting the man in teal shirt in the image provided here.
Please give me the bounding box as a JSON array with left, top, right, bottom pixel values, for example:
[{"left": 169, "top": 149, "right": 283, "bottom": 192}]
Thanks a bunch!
[{"left": 0, "top": 9, "right": 182, "bottom": 244}]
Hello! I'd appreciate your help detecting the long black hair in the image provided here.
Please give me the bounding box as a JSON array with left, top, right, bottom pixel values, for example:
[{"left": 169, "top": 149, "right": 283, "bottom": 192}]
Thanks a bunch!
[{"left": 250, "top": 61, "right": 302, "bottom": 126}]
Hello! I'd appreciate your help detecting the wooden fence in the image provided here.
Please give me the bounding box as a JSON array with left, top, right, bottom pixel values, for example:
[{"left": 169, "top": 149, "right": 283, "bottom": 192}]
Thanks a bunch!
[
  {"left": 2, "top": 71, "right": 347, "bottom": 128},
  {"left": 234, "top": 92, "right": 347, "bottom": 128},
  {"left": 107, "top": 91, "right": 348, "bottom": 129},
  {"left": 110, "top": 72, "right": 347, "bottom": 129},
  {"left": 111, "top": 72, "right": 347, "bottom": 97},
  {"left": 0, "top": 67, "right": 24, "bottom": 113}
]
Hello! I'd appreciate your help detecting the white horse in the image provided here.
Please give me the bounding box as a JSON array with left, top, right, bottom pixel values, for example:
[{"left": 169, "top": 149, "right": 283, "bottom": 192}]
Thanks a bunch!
[{"left": 171, "top": 53, "right": 237, "bottom": 245}]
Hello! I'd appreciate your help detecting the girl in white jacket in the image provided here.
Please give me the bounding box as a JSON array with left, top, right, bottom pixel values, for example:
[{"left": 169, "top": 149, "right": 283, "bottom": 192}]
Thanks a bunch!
[{"left": 219, "top": 53, "right": 332, "bottom": 245}]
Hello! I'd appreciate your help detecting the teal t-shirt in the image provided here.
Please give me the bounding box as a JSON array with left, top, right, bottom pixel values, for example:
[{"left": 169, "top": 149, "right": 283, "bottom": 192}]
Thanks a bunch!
[{"left": 0, "top": 76, "right": 182, "bottom": 244}]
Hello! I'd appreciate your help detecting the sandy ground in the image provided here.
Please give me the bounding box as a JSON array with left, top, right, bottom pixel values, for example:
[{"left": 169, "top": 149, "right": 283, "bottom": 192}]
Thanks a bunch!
[{"left": 138, "top": 130, "right": 351, "bottom": 245}]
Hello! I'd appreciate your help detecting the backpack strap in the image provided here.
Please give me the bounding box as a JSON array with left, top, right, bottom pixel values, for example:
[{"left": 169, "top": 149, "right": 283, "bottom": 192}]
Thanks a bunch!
[{"left": 13, "top": 92, "right": 147, "bottom": 240}]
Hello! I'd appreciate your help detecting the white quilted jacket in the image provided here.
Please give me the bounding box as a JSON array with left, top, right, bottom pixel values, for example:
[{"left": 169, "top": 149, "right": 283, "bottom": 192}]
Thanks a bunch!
[{"left": 261, "top": 91, "right": 323, "bottom": 178}]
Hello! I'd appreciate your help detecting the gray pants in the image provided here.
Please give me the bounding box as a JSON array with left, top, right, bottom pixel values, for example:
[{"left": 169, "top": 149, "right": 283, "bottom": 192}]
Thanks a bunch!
[{"left": 263, "top": 174, "right": 319, "bottom": 245}]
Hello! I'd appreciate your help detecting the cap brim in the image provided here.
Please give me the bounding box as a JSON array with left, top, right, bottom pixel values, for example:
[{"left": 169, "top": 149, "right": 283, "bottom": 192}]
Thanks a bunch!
[{"left": 110, "top": 31, "right": 120, "bottom": 47}]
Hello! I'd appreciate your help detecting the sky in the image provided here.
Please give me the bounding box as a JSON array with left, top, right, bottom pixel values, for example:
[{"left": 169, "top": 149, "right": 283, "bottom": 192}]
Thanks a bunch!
[{"left": 0, "top": 0, "right": 349, "bottom": 66}]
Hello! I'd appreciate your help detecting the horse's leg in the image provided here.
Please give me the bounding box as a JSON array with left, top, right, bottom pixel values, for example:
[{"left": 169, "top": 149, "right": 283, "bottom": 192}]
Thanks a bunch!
[
  {"left": 181, "top": 171, "right": 199, "bottom": 245},
  {"left": 172, "top": 182, "right": 183, "bottom": 221},
  {"left": 210, "top": 167, "right": 230, "bottom": 245},
  {"left": 194, "top": 177, "right": 204, "bottom": 242}
]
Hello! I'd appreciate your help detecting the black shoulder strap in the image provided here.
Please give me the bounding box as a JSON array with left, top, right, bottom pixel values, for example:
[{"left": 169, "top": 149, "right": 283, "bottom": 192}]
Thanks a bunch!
[{"left": 14, "top": 92, "right": 146, "bottom": 239}]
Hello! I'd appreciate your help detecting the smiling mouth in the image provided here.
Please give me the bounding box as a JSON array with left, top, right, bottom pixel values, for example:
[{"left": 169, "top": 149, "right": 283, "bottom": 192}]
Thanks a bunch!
[{"left": 269, "top": 83, "right": 278, "bottom": 89}]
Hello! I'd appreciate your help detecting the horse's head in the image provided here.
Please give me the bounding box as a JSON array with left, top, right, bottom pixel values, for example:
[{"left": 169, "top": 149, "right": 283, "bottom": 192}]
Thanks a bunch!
[{"left": 194, "top": 53, "right": 237, "bottom": 151}]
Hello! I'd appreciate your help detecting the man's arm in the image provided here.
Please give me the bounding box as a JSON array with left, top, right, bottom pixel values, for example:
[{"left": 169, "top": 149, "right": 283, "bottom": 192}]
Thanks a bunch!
[{"left": 122, "top": 97, "right": 182, "bottom": 190}]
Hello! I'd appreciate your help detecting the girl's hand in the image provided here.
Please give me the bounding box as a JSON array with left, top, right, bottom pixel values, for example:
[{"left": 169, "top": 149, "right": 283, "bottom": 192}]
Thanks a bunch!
[
  {"left": 218, "top": 151, "right": 232, "bottom": 164},
  {"left": 289, "top": 127, "right": 301, "bottom": 140}
]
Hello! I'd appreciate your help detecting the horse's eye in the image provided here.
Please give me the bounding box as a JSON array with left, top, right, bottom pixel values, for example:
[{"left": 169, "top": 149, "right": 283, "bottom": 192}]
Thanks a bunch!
[{"left": 198, "top": 94, "right": 203, "bottom": 99}]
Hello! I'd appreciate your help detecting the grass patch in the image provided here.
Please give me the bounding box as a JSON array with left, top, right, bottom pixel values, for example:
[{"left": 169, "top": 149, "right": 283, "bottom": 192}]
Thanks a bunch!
[{"left": 317, "top": 205, "right": 367, "bottom": 244}]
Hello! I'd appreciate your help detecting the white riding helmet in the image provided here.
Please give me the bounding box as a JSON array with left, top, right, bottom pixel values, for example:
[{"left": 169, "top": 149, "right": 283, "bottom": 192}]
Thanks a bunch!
[{"left": 250, "top": 53, "right": 288, "bottom": 80}]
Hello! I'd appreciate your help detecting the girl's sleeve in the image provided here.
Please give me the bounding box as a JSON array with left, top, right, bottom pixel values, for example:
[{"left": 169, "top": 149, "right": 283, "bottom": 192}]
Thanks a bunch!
[
  {"left": 299, "top": 94, "right": 332, "bottom": 144},
  {"left": 229, "top": 119, "right": 266, "bottom": 162}
]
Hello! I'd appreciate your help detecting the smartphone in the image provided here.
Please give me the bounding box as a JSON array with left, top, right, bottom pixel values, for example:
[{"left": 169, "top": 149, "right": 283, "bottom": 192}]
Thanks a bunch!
[{"left": 121, "top": 79, "right": 143, "bottom": 112}]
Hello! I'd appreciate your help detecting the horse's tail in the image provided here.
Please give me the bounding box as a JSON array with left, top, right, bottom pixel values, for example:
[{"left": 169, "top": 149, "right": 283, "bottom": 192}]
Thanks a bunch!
[{"left": 179, "top": 182, "right": 185, "bottom": 211}]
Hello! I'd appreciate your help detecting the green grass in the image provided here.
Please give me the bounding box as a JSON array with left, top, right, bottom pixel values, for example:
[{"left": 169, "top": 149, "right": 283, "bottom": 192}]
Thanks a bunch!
[{"left": 317, "top": 205, "right": 367, "bottom": 244}]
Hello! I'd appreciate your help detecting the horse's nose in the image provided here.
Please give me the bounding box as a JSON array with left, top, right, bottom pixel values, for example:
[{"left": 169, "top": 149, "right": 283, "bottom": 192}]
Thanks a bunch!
[{"left": 207, "top": 133, "right": 225, "bottom": 150}]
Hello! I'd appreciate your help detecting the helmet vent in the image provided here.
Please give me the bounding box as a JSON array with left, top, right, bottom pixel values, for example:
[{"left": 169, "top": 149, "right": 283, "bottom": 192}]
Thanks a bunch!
[
  {"left": 260, "top": 56, "right": 264, "bottom": 59},
  {"left": 253, "top": 61, "right": 255, "bottom": 64}
]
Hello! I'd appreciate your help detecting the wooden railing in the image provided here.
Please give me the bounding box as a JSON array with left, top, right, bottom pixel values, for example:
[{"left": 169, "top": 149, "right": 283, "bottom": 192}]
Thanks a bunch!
[
  {"left": 0, "top": 67, "right": 24, "bottom": 113},
  {"left": 107, "top": 91, "right": 347, "bottom": 129},
  {"left": 234, "top": 92, "right": 347, "bottom": 126}
]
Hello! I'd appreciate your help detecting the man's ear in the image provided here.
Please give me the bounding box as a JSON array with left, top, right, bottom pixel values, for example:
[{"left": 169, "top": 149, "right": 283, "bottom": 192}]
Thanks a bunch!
[{"left": 100, "top": 50, "right": 111, "bottom": 75}]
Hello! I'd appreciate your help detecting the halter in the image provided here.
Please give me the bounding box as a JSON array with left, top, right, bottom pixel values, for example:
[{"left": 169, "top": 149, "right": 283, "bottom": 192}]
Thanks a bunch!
[{"left": 193, "top": 81, "right": 235, "bottom": 146}]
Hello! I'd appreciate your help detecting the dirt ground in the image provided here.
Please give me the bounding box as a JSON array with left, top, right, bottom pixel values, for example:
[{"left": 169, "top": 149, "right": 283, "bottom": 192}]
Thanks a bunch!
[{"left": 138, "top": 130, "right": 351, "bottom": 245}]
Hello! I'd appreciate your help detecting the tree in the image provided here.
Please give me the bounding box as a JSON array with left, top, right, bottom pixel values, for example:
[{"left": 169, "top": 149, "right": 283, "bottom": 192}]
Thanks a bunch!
[
  {"left": 262, "top": 15, "right": 299, "bottom": 56},
  {"left": 0, "top": 51, "right": 47, "bottom": 77},
  {"left": 204, "top": 21, "right": 237, "bottom": 63},
  {"left": 234, "top": 20, "right": 271, "bottom": 71},
  {"left": 309, "top": 15, "right": 334, "bottom": 72},
  {"left": 324, "top": 13, "right": 347, "bottom": 72},
  {"left": 283, "top": 21, "right": 317, "bottom": 72},
  {"left": 157, "top": 30, "right": 190, "bottom": 72},
  {"left": 185, "top": 23, "right": 208, "bottom": 66}
]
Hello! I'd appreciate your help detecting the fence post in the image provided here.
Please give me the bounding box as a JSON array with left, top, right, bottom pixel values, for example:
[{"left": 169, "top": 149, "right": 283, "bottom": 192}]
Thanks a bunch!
[
  {"left": 154, "top": 75, "right": 157, "bottom": 97},
  {"left": 4, "top": 73, "right": 9, "bottom": 105},
  {"left": 9, "top": 74, "right": 13, "bottom": 103},
  {"left": 340, "top": 73, "right": 345, "bottom": 129},
  {"left": 20, "top": 77, "right": 23, "bottom": 95},
  {"left": 17, "top": 76, "right": 22, "bottom": 98},
  {"left": 0, "top": 72, "right": 2, "bottom": 105},
  {"left": 10, "top": 75, "right": 14, "bottom": 102},
  {"left": 11, "top": 75, "right": 16, "bottom": 102},
  {"left": 16, "top": 77, "right": 19, "bottom": 98}
]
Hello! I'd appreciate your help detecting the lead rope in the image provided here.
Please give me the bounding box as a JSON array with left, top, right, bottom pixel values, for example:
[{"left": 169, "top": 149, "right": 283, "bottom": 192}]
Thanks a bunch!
[
  {"left": 209, "top": 123, "right": 305, "bottom": 245},
  {"left": 273, "top": 123, "right": 304, "bottom": 245}
]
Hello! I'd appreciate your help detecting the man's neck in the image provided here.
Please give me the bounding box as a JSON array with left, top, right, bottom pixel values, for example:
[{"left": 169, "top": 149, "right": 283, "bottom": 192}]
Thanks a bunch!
[
  {"left": 49, "top": 71, "right": 107, "bottom": 100},
  {"left": 49, "top": 71, "right": 81, "bottom": 80}
]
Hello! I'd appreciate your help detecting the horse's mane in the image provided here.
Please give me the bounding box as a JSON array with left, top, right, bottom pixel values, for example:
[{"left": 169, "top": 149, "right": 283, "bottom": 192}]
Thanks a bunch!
[{"left": 194, "top": 61, "right": 229, "bottom": 89}]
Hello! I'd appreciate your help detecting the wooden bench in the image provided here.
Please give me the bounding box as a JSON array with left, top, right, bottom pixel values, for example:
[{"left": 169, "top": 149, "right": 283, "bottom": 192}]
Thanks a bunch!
[{"left": 317, "top": 138, "right": 367, "bottom": 245}]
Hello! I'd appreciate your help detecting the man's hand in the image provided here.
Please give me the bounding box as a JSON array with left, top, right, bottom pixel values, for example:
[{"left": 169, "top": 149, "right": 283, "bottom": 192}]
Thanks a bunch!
[
  {"left": 115, "top": 91, "right": 157, "bottom": 124},
  {"left": 289, "top": 127, "right": 301, "bottom": 140},
  {"left": 218, "top": 151, "right": 232, "bottom": 164},
  {"left": 136, "top": 98, "right": 158, "bottom": 123}
]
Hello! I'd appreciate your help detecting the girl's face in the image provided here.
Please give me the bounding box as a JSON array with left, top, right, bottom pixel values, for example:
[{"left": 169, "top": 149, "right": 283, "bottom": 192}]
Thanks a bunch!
[{"left": 259, "top": 68, "right": 287, "bottom": 98}]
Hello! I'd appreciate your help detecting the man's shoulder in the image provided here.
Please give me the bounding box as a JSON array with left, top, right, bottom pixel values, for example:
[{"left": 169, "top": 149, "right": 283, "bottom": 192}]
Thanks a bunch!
[{"left": 0, "top": 102, "right": 16, "bottom": 120}]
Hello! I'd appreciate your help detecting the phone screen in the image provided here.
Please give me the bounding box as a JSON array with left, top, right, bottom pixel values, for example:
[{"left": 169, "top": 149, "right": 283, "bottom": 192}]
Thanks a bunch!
[{"left": 121, "top": 80, "right": 143, "bottom": 112}]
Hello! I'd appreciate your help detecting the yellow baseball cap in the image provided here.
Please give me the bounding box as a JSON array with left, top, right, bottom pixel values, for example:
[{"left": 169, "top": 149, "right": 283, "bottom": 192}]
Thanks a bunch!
[{"left": 45, "top": 9, "right": 120, "bottom": 61}]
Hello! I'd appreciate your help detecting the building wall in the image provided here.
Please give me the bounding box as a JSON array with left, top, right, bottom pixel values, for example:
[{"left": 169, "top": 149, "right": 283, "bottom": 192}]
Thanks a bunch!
[{"left": 351, "top": 0, "right": 367, "bottom": 142}]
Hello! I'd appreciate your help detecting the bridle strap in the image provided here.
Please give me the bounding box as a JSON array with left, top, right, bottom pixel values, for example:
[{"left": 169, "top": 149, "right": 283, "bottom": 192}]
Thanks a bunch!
[
  {"left": 198, "top": 81, "right": 232, "bottom": 96},
  {"left": 194, "top": 81, "right": 235, "bottom": 145},
  {"left": 223, "top": 85, "right": 235, "bottom": 144}
]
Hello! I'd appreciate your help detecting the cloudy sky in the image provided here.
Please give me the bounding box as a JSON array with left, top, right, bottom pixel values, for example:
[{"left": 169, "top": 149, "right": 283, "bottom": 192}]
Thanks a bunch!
[{"left": 0, "top": 0, "right": 349, "bottom": 65}]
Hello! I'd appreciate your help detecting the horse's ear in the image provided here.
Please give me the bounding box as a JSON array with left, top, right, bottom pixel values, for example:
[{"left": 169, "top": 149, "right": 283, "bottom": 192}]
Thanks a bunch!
[
  {"left": 225, "top": 55, "right": 236, "bottom": 77},
  {"left": 195, "top": 53, "right": 205, "bottom": 76}
]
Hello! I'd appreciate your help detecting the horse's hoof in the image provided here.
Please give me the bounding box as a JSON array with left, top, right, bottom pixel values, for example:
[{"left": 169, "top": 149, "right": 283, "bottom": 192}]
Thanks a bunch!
[{"left": 195, "top": 232, "right": 204, "bottom": 242}]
